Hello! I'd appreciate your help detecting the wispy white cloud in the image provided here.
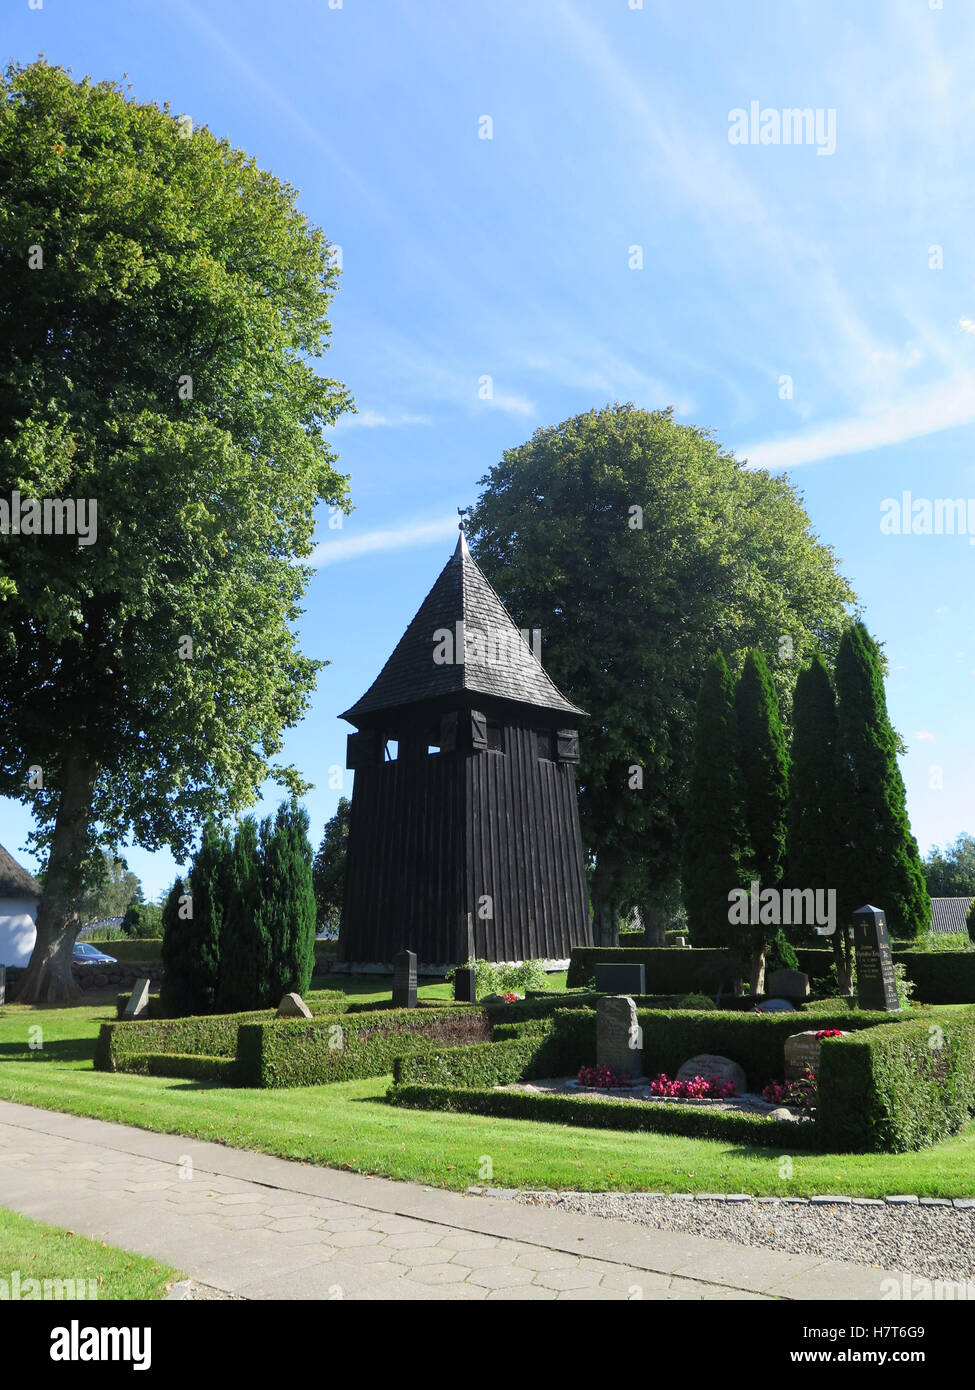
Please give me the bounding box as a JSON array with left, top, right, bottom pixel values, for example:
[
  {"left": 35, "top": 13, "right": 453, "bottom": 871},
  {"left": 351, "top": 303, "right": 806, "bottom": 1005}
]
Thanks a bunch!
[
  {"left": 312, "top": 515, "right": 458, "bottom": 567},
  {"left": 330, "top": 410, "right": 431, "bottom": 431},
  {"left": 739, "top": 371, "right": 975, "bottom": 470},
  {"left": 486, "top": 391, "right": 536, "bottom": 418},
  {"left": 915, "top": 731, "right": 937, "bottom": 741}
]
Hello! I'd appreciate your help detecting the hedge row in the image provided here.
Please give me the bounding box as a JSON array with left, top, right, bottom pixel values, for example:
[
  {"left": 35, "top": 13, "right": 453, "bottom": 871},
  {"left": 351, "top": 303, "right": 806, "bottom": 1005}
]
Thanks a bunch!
[
  {"left": 87, "top": 938, "right": 163, "bottom": 962},
  {"left": 387, "top": 1084, "right": 818, "bottom": 1149},
  {"left": 96, "top": 1008, "right": 277, "bottom": 1070},
  {"left": 235, "top": 1006, "right": 491, "bottom": 1088},
  {"left": 392, "top": 1034, "right": 563, "bottom": 1088},
  {"left": 117, "top": 1052, "right": 238, "bottom": 1082},
  {"left": 567, "top": 945, "right": 975, "bottom": 1004},
  {"left": 817, "top": 1008, "right": 975, "bottom": 1152}
]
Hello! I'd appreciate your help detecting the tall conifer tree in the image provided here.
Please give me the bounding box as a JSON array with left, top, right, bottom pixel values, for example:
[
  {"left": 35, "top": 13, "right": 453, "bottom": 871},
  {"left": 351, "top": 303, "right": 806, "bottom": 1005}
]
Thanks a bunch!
[
  {"left": 682, "top": 652, "right": 749, "bottom": 954},
  {"left": 216, "top": 817, "right": 267, "bottom": 1011},
  {"left": 834, "top": 624, "right": 930, "bottom": 939}
]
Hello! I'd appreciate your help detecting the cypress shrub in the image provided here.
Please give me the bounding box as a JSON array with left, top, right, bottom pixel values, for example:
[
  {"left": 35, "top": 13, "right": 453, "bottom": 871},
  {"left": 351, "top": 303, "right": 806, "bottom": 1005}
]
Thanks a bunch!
[
  {"left": 216, "top": 817, "right": 268, "bottom": 1012},
  {"left": 260, "top": 801, "right": 316, "bottom": 1001},
  {"left": 835, "top": 624, "right": 930, "bottom": 939}
]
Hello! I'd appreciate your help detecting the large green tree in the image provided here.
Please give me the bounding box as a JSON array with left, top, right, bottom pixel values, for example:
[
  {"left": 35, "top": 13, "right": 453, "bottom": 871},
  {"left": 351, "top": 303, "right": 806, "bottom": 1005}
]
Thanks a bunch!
[
  {"left": 468, "top": 404, "right": 857, "bottom": 938},
  {"left": 681, "top": 652, "right": 749, "bottom": 957},
  {"left": 923, "top": 834, "right": 975, "bottom": 899},
  {"left": 834, "top": 624, "right": 930, "bottom": 939},
  {"left": 785, "top": 653, "right": 855, "bottom": 991},
  {"left": 734, "top": 648, "right": 790, "bottom": 992},
  {"left": 312, "top": 797, "right": 350, "bottom": 937},
  {"left": 0, "top": 62, "right": 351, "bottom": 1000}
]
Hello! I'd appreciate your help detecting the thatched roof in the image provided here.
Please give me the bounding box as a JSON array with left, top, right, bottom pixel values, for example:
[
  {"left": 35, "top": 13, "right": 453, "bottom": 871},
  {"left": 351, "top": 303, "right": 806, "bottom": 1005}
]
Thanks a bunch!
[{"left": 0, "top": 843, "right": 42, "bottom": 900}]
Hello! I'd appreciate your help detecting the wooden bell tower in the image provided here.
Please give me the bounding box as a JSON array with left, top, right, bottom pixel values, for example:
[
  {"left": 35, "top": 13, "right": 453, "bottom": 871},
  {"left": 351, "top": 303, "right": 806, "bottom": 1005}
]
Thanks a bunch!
[{"left": 338, "top": 528, "right": 593, "bottom": 965}]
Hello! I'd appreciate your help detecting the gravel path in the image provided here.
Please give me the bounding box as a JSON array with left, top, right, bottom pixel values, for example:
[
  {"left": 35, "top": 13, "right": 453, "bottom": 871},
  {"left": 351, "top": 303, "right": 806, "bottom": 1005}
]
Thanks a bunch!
[{"left": 518, "top": 1192, "right": 975, "bottom": 1284}]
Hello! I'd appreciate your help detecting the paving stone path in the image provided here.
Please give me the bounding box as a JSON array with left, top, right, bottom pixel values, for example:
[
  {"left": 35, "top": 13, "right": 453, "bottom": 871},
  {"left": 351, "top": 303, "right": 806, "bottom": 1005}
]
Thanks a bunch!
[{"left": 0, "top": 1100, "right": 899, "bottom": 1301}]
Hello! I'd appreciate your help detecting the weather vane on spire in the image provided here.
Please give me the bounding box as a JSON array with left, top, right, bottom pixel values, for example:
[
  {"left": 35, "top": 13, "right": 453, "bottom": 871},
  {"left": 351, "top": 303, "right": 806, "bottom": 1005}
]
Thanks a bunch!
[{"left": 457, "top": 506, "right": 471, "bottom": 532}]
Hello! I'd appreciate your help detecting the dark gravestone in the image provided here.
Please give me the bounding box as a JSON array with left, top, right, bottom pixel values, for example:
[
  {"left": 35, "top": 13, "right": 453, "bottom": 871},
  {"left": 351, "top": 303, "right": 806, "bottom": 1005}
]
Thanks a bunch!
[
  {"left": 595, "top": 963, "right": 646, "bottom": 996},
  {"left": 392, "top": 949, "right": 418, "bottom": 1008},
  {"left": 852, "top": 905, "right": 900, "bottom": 1012},
  {"left": 454, "top": 967, "right": 477, "bottom": 1003}
]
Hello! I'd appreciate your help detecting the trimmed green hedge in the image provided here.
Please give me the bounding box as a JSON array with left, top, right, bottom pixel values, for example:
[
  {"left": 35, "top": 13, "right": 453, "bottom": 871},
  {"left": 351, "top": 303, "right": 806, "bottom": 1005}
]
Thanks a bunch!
[
  {"left": 817, "top": 1008, "right": 975, "bottom": 1152},
  {"left": 568, "top": 945, "right": 975, "bottom": 1005},
  {"left": 388, "top": 1084, "right": 818, "bottom": 1149},
  {"left": 392, "top": 1033, "right": 564, "bottom": 1087},
  {"left": 118, "top": 1052, "right": 237, "bottom": 1082},
  {"left": 96, "top": 1008, "right": 280, "bottom": 1071},
  {"left": 236, "top": 1006, "right": 491, "bottom": 1088},
  {"left": 87, "top": 938, "right": 163, "bottom": 962},
  {"left": 115, "top": 992, "right": 165, "bottom": 1019}
]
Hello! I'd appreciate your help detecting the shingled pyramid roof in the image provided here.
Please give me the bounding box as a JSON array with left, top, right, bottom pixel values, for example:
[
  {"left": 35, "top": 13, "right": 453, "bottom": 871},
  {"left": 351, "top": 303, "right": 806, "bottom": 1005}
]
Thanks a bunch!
[
  {"left": 0, "top": 843, "right": 42, "bottom": 900},
  {"left": 341, "top": 531, "right": 585, "bottom": 724}
]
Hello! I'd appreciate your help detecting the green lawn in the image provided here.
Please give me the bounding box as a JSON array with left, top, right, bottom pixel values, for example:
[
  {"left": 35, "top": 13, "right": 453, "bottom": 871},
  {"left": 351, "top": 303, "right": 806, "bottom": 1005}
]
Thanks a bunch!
[
  {"left": 0, "top": 1207, "right": 180, "bottom": 1300},
  {"left": 1, "top": 989, "right": 974, "bottom": 1198}
]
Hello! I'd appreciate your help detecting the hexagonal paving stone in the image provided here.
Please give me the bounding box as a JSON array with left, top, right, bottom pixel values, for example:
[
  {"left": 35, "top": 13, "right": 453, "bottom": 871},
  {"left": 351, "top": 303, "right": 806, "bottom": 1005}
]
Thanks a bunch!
[
  {"left": 388, "top": 1246, "right": 454, "bottom": 1268},
  {"left": 328, "top": 1229, "right": 385, "bottom": 1249},
  {"left": 533, "top": 1268, "right": 604, "bottom": 1292},
  {"left": 486, "top": 1285, "right": 559, "bottom": 1300},
  {"left": 598, "top": 1266, "right": 673, "bottom": 1295},
  {"left": 267, "top": 1217, "right": 321, "bottom": 1232},
  {"left": 450, "top": 1248, "right": 519, "bottom": 1269},
  {"left": 557, "top": 1287, "right": 628, "bottom": 1300},
  {"left": 382, "top": 1229, "right": 445, "bottom": 1249},
  {"left": 405, "top": 1264, "right": 470, "bottom": 1285},
  {"left": 466, "top": 1265, "right": 536, "bottom": 1290},
  {"left": 215, "top": 1192, "right": 266, "bottom": 1206},
  {"left": 437, "top": 1231, "right": 500, "bottom": 1251}
]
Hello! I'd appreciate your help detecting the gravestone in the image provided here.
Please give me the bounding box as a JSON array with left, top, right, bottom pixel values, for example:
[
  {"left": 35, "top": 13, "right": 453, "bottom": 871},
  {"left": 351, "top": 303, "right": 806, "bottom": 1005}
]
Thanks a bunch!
[
  {"left": 277, "top": 992, "right": 312, "bottom": 1019},
  {"left": 124, "top": 977, "right": 151, "bottom": 1019},
  {"left": 454, "top": 968, "right": 477, "bottom": 1003},
  {"left": 595, "top": 962, "right": 646, "bottom": 996},
  {"left": 392, "top": 949, "right": 418, "bottom": 1008},
  {"left": 753, "top": 997, "right": 795, "bottom": 1013},
  {"left": 0, "top": 965, "right": 5, "bottom": 1006},
  {"left": 852, "top": 905, "right": 900, "bottom": 1011},
  {"left": 676, "top": 1053, "right": 747, "bottom": 1096},
  {"left": 785, "top": 1029, "right": 849, "bottom": 1081},
  {"left": 596, "top": 995, "right": 643, "bottom": 1078},
  {"left": 765, "top": 968, "right": 810, "bottom": 1000}
]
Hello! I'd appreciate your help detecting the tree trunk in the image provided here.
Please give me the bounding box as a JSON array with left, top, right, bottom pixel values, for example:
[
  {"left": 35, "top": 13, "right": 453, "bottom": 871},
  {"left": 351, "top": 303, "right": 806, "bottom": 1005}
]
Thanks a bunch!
[
  {"left": 635, "top": 902, "right": 667, "bottom": 946},
  {"left": 591, "top": 860, "right": 620, "bottom": 948},
  {"left": 749, "top": 945, "right": 766, "bottom": 997},
  {"left": 15, "top": 740, "right": 99, "bottom": 1004}
]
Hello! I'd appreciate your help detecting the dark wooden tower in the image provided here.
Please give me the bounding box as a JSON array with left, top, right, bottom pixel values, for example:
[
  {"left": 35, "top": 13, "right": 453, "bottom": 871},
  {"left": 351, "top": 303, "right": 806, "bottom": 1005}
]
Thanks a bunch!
[{"left": 338, "top": 529, "right": 593, "bottom": 965}]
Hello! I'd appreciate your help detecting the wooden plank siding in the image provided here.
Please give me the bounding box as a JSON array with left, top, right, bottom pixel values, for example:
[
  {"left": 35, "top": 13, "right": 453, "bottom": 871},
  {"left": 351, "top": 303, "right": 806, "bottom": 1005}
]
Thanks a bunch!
[{"left": 339, "top": 720, "right": 592, "bottom": 965}]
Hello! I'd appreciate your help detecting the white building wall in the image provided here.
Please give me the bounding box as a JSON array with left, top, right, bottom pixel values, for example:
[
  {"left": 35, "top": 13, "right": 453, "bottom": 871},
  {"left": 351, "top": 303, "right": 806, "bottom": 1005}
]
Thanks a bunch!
[{"left": 0, "top": 900, "right": 38, "bottom": 967}]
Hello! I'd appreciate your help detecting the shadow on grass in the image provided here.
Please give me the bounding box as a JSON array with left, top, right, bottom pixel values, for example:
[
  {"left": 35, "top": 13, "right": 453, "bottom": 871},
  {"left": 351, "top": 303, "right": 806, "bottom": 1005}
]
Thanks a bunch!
[{"left": 0, "top": 1038, "right": 97, "bottom": 1064}]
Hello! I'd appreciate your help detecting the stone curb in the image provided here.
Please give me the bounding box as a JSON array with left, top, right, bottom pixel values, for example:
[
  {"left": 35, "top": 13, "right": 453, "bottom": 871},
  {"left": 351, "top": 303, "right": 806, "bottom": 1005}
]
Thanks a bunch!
[{"left": 512, "top": 1189, "right": 975, "bottom": 1208}]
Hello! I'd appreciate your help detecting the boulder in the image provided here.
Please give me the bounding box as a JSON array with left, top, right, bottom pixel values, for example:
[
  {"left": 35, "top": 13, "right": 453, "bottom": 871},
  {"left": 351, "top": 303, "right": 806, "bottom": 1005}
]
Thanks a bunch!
[
  {"left": 766, "top": 1107, "right": 800, "bottom": 1122},
  {"left": 766, "top": 969, "right": 810, "bottom": 999},
  {"left": 277, "top": 992, "right": 312, "bottom": 1019},
  {"left": 675, "top": 1053, "right": 747, "bottom": 1097}
]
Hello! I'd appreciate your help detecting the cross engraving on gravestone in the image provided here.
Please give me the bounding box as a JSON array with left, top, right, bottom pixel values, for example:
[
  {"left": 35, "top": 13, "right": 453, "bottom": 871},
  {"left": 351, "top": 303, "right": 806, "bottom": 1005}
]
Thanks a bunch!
[
  {"left": 852, "top": 904, "right": 900, "bottom": 1011},
  {"left": 392, "top": 948, "right": 418, "bottom": 1008},
  {"left": 596, "top": 995, "right": 643, "bottom": 1078}
]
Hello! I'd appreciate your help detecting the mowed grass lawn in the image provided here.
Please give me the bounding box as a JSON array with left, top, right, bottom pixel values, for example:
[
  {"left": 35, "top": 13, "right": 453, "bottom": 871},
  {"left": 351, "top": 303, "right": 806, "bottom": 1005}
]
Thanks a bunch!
[
  {"left": 1, "top": 986, "right": 975, "bottom": 1198},
  {"left": 0, "top": 1207, "right": 180, "bottom": 1300}
]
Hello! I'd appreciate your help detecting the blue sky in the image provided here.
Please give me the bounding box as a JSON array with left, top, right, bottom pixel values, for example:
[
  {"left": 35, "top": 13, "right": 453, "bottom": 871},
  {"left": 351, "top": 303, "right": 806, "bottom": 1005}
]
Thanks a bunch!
[{"left": 3, "top": 0, "right": 974, "bottom": 899}]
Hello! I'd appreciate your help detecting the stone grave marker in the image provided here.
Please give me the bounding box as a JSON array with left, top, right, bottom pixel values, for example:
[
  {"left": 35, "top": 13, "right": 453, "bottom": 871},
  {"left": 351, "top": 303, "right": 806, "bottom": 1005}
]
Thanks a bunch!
[
  {"left": 852, "top": 905, "right": 900, "bottom": 1011},
  {"left": 277, "top": 992, "right": 312, "bottom": 1019},
  {"left": 453, "top": 968, "right": 477, "bottom": 1003},
  {"left": 124, "top": 977, "right": 151, "bottom": 1019},
  {"left": 676, "top": 1053, "right": 747, "bottom": 1096},
  {"left": 595, "top": 962, "right": 646, "bottom": 996},
  {"left": 753, "top": 997, "right": 795, "bottom": 1013},
  {"left": 784, "top": 1029, "right": 848, "bottom": 1081},
  {"left": 392, "top": 948, "right": 418, "bottom": 1008},
  {"left": 596, "top": 995, "right": 643, "bottom": 1078},
  {"left": 765, "top": 968, "right": 810, "bottom": 999}
]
